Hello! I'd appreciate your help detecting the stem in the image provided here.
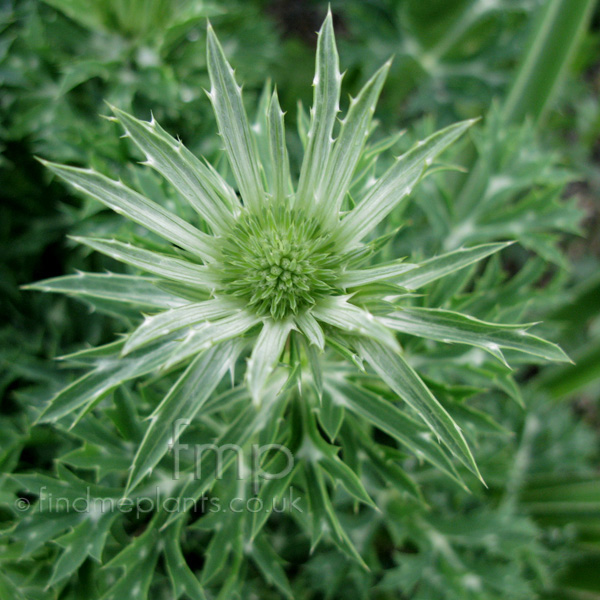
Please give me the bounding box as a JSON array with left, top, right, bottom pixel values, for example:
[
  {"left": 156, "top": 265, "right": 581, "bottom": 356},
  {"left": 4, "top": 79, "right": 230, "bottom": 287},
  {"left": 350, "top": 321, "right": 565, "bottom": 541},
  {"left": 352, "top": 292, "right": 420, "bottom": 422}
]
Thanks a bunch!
[
  {"left": 502, "top": 0, "right": 597, "bottom": 126},
  {"left": 421, "top": 0, "right": 491, "bottom": 67},
  {"left": 501, "top": 413, "right": 541, "bottom": 512}
]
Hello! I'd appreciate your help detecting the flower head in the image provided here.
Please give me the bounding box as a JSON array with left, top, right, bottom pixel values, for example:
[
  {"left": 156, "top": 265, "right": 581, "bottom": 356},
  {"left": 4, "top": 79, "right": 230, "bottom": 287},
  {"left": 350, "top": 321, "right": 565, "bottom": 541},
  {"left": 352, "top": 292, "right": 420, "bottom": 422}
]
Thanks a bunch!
[
  {"left": 217, "top": 204, "right": 340, "bottom": 319},
  {"left": 35, "top": 12, "right": 569, "bottom": 497}
]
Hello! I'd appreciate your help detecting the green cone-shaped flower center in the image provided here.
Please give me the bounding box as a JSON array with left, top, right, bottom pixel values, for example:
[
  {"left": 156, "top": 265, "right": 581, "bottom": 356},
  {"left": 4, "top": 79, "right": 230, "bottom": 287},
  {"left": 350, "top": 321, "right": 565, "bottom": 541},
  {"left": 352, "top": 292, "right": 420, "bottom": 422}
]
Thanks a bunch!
[{"left": 217, "top": 206, "right": 339, "bottom": 319}]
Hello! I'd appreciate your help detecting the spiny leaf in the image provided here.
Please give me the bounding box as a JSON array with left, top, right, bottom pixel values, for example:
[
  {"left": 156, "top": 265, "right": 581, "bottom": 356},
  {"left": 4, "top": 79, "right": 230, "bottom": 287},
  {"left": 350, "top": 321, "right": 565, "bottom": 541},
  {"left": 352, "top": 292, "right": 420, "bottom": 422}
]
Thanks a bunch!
[
  {"left": 267, "top": 89, "right": 292, "bottom": 202},
  {"left": 394, "top": 242, "right": 513, "bottom": 290},
  {"left": 356, "top": 339, "right": 482, "bottom": 483},
  {"left": 326, "top": 379, "right": 464, "bottom": 486},
  {"left": 360, "top": 437, "right": 423, "bottom": 501},
  {"left": 72, "top": 237, "right": 219, "bottom": 288},
  {"left": 296, "top": 9, "right": 342, "bottom": 213},
  {"left": 295, "top": 311, "right": 325, "bottom": 350},
  {"left": 123, "top": 297, "right": 244, "bottom": 355},
  {"left": 302, "top": 398, "right": 375, "bottom": 508},
  {"left": 126, "top": 340, "right": 244, "bottom": 495},
  {"left": 36, "top": 337, "right": 182, "bottom": 423},
  {"left": 161, "top": 404, "right": 261, "bottom": 529},
  {"left": 383, "top": 308, "right": 571, "bottom": 366},
  {"left": 11, "top": 512, "right": 84, "bottom": 558},
  {"left": 41, "top": 159, "right": 219, "bottom": 261},
  {"left": 320, "top": 452, "right": 375, "bottom": 508},
  {"left": 24, "top": 272, "right": 187, "bottom": 309},
  {"left": 249, "top": 535, "right": 294, "bottom": 599},
  {"left": 250, "top": 458, "right": 299, "bottom": 540},
  {"left": 109, "top": 104, "right": 238, "bottom": 233},
  {"left": 318, "top": 389, "right": 344, "bottom": 440},
  {"left": 303, "top": 462, "right": 367, "bottom": 568},
  {"left": 60, "top": 442, "right": 131, "bottom": 476},
  {"left": 247, "top": 318, "right": 295, "bottom": 405},
  {"left": 163, "top": 523, "right": 207, "bottom": 600},
  {"left": 339, "top": 259, "right": 417, "bottom": 287},
  {"left": 305, "top": 340, "right": 324, "bottom": 399},
  {"left": 162, "top": 380, "right": 292, "bottom": 530},
  {"left": 42, "top": 315, "right": 255, "bottom": 426},
  {"left": 201, "top": 512, "right": 241, "bottom": 584},
  {"left": 206, "top": 23, "right": 265, "bottom": 212},
  {"left": 312, "top": 296, "right": 399, "bottom": 351},
  {"left": 48, "top": 513, "right": 114, "bottom": 586},
  {"left": 317, "top": 58, "right": 391, "bottom": 226},
  {"left": 162, "top": 311, "right": 259, "bottom": 370},
  {"left": 334, "top": 119, "right": 477, "bottom": 250},
  {"left": 254, "top": 80, "right": 273, "bottom": 188},
  {"left": 100, "top": 525, "right": 160, "bottom": 600}
]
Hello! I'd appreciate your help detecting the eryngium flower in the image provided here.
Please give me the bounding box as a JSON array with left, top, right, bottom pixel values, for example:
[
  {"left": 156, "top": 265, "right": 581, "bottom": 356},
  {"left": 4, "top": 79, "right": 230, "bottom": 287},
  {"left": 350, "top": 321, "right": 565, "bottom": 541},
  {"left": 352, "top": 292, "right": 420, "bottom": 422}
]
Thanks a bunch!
[{"left": 33, "top": 12, "right": 569, "bottom": 495}]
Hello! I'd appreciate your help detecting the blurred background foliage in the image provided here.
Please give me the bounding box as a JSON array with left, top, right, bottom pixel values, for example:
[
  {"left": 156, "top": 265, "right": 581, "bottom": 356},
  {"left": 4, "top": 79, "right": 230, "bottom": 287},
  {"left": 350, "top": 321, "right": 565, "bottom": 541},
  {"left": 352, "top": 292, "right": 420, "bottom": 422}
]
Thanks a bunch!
[{"left": 1, "top": 0, "right": 600, "bottom": 598}]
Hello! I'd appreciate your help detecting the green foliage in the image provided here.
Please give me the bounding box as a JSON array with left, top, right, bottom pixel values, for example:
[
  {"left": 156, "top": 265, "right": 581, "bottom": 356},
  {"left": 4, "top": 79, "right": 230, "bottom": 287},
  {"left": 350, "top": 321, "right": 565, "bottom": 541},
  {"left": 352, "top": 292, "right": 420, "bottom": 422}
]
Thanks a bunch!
[{"left": 1, "top": 1, "right": 599, "bottom": 599}]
